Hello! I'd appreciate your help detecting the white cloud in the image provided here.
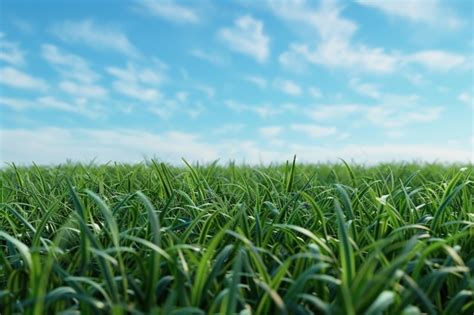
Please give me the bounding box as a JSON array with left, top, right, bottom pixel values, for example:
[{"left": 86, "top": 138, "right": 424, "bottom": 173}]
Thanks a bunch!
[
  {"left": 289, "top": 143, "right": 473, "bottom": 163},
  {"left": 337, "top": 132, "right": 351, "bottom": 141},
  {"left": 349, "top": 78, "right": 380, "bottom": 99},
  {"left": 279, "top": 33, "right": 467, "bottom": 75},
  {"left": 244, "top": 75, "right": 267, "bottom": 89},
  {"left": 190, "top": 49, "right": 227, "bottom": 65},
  {"left": 0, "top": 36, "right": 25, "bottom": 66},
  {"left": 38, "top": 96, "right": 103, "bottom": 119},
  {"left": 308, "top": 86, "right": 322, "bottom": 98},
  {"left": 0, "top": 97, "right": 34, "bottom": 110},
  {"left": 356, "top": 0, "right": 464, "bottom": 29},
  {"left": 272, "top": 1, "right": 398, "bottom": 74},
  {"left": 112, "top": 81, "right": 162, "bottom": 103},
  {"left": 259, "top": 126, "right": 283, "bottom": 138},
  {"left": 212, "top": 124, "right": 246, "bottom": 135},
  {"left": 106, "top": 63, "right": 165, "bottom": 102},
  {"left": 148, "top": 99, "right": 177, "bottom": 119},
  {"left": 147, "top": 92, "right": 203, "bottom": 120},
  {"left": 386, "top": 130, "right": 404, "bottom": 139},
  {"left": 146, "top": 93, "right": 203, "bottom": 120},
  {"left": 0, "top": 96, "right": 102, "bottom": 118},
  {"left": 195, "top": 84, "right": 215, "bottom": 98},
  {"left": 308, "top": 97, "right": 443, "bottom": 129},
  {"left": 37, "top": 96, "right": 82, "bottom": 112},
  {"left": 278, "top": 46, "right": 309, "bottom": 73},
  {"left": 51, "top": 20, "right": 139, "bottom": 57},
  {"left": 270, "top": 0, "right": 357, "bottom": 42},
  {"left": 0, "top": 67, "right": 48, "bottom": 91},
  {"left": 42, "top": 44, "right": 99, "bottom": 83},
  {"left": 186, "top": 102, "right": 205, "bottom": 119},
  {"left": 367, "top": 105, "right": 443, "bottom": 128},
  {"left": 107, "top": 63, "right": 165, "bottom": 85},
  {"left": 135, "top": 0, "right": 199, "bottom": 24},
  {"left": 3, "top": 128, "right": 470, "bottom": 165},
  {"left": 218, "top": 15, "right": 270, "bottom": 62},
  {"left": 404, "top": 72, "right": 426, "bottom": 86},
  {"left": 0, "top": 128, "right": 219, "bottom": 164},
  {"left": 285, "top": 41, "right": 398, "bottom": 74},
  {"left": 176, "top": 91, "right": 188, "bottom": 103},
  {"left": 59, "top": 81, "right": 108, "bottom": 99},
  {"left": 309, "top": 104, "right": 363, "bottom": 120},
  {"left": 458, "top": 92, "right": 472, "bottom": 106},
  {"left": 405, "top": 50, "right": 467, "bottom": 72},
  {"left": 274, "top": 1, "right": 465, "bottom": 75},
  {"left": 290, "top": 124, "right": 337, "bottom": 138},
  {"left": 274, "top": 79, "right": 302, "bottom": 96},
  {"left": 225, "top": 100, "right": 296, "bottom": 118},
  {"left": 12, "top": 18, "right": 34, "bottom": 34}
]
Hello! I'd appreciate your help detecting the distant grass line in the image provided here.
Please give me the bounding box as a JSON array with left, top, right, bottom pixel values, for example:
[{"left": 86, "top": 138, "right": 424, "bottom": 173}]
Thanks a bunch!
[{"left": 0, "top": 161, "right": 473, "bottom": 314}]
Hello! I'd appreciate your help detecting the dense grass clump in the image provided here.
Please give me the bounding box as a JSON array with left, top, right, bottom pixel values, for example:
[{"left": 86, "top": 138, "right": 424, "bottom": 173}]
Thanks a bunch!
[{"left": 0, "top": 160, "right": 473, "bottom": 314}]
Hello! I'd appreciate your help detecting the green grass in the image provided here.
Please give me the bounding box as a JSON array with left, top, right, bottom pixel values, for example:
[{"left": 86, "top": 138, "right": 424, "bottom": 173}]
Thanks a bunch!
[{"left": 0, "top": 160, "right": 473, "bottom": 314}]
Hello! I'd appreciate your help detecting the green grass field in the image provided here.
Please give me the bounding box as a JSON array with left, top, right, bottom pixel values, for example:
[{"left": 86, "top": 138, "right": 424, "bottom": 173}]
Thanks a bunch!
[{"left": 0, "top": 160, "right": 473, "bottom": 314}]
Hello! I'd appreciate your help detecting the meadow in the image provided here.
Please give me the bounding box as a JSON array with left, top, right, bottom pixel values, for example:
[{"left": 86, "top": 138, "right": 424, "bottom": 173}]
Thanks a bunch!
[{"left": 0, "top": 159, "right": 473, "bottom": 314}]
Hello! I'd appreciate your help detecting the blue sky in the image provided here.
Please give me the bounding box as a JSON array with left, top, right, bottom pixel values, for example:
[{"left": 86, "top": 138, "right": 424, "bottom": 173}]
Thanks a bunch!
[{"left": 0, "top": 0, "right": 472, "bottom": 164}]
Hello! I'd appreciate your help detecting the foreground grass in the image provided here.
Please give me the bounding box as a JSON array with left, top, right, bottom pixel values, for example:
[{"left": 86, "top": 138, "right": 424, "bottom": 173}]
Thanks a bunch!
[{"left": 0, "top": 160, "right": 473, "bottom": 314}]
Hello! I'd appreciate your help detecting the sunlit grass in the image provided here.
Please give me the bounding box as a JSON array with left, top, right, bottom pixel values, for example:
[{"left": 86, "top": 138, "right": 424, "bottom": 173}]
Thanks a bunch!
[{"left": 0, "top": 160, "right": 473, "bottom": 314}]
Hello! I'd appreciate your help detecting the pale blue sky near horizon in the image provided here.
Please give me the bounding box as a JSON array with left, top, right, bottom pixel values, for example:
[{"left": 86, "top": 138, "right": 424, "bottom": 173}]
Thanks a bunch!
[{"left": 0, "top": 0, "right": 473, "bottom": 165}]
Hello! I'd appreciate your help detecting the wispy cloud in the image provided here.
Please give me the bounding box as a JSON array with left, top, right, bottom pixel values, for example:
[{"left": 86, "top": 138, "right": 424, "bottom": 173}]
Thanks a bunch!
[
  {"left": 225, "top": 100, "right": 273, "bottom": 118},
  {"left": 59, "top": 81, "right": 108, "bottom": 99},
  {"left": 309, "top": 96, "right": 443, "bottom": 129},
  {"left": 218, "top": 15, "right": 270, "bottom": 63},
  {"left": 269, "top": 0, "right": 357, "bottom": 42},
  {"left": 4, "top": 127, "right": 469, "bottom": 165},
  {"left": 212, "top": 124, "right": 245, "bottom": 135},
  {"left": 190, "top": 49, "right": 227, "bottom": 65},
  {"left": 42, "top": 44, "right": 100, "bottom": 83},
  {"left": 243, "top": 75, "right": 267, "bottom": 89},
  {"left": 107, "top": 63, "right": 165, "bottom": 85},
  {"left": 0, "top": 128, "right": 220, "bottom": 164},
  {"left": 309, "top": 104, "right": 363, "bottom": 120},
  {"left": 458, "top": 92, "right": 472, "bottom": 106},
  {"left": 404, "top": 72, "right": 426, "bottom": 86},
  {"left": 12, "top": 18, "right": 34, "bottom": 34},
  {"left": 225, "top": 100, "right": 297, "bottom": 118},
  {"left": 274, "top": 79, "right": 302, "bottom": 96},
  {"left": 290, "top": 124, "right": 337, "bottom": 138},
  {"left": 273, "top": 1, "right": 467, "bottom": 75},
  {"left": 51, "top": 19, "right": 139, "bottom": 57},
  {"left": 405, "top": 50, "right": 468, "bottom": 72},
  {"left": 148, "top": 99, "right": 177, "bottom": 119},
  {"left": 37, "top": 96, "right": 102, "bottom": 118},
  {"left": 280, "top": 40, "right": 398, "bottom": 74},
  {"left": 0, "top": 67, "right": 48, "bottom": 91},
  {"left": 195, "top": 84, "right": 215, "bottom": 98},
  {"left": 0, "top": 96, "right": 103, "bottom": 118},
  {"left": 135, "top": 0, "right": 199, "bottom": 24},
  {"left": 112, "top": 81, "right": 162, "bottom": 103},
  {"left": 0, "top": 97, "right": 35, "bottom": 110},
  {"left": 147, "top": 91, "right": 204, "bottom": 120},
  {"left": 308, "top": 86, "right": 322, "bottom": 99},
  {"left": 273, "top": 1, "right": 397, "bottom": 73},
  {"left": 106, "top": 63, "right": 165, "bottom": 102},
  {"left": 366, "top": 104, "right": 443, "bottom": 128},
  {"left": 185, "top": 102, "right": 205, "bottom": 119},
  {"left": 278, "top": 46, "right": 309, "bottom": 73},
  {"left": 356, "top": 0, "right": 464, "bottom": 29},
  {"left": 259, "top": 126, "right": 283, "bottom": 138},
  {"left": 0, "top": 34, "right": 25, "bottom": 66},
  {"left": 349, "top": 78, "right": 380, "bottom": 99}
]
